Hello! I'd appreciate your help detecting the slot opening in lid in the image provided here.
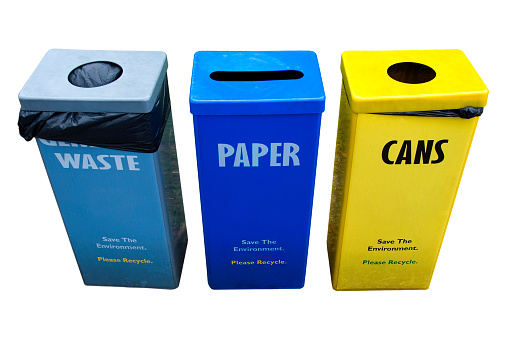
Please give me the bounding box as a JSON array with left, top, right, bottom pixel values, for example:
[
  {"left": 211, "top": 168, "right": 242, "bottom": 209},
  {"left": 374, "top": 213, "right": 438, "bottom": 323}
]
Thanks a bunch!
[{"left": 210, "top": 70, "right": 304, "bottom": 81}]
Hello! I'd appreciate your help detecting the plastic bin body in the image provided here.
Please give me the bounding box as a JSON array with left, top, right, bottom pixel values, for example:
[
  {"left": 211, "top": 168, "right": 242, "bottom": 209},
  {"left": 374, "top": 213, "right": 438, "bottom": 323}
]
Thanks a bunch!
[
  {"left": 190, "top": 51, "right": 325, "bottom": 289},
  {"left": 19, "top": 49, "right": 187, "bottom": 289},
  {"left": 327, "top": 50, "right": 488, "bottom": 290}
]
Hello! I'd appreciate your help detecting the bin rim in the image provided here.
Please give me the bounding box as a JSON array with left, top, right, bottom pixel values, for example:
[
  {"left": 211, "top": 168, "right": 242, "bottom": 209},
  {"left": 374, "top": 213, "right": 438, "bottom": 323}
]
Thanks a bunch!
[
  {"left": 340, "top": 49, "right": 488, "bottom": 114},
  {"left": 18, "top": 49, "right": 168, "bottom": 114},
  {"left": 189, "top": 51, "right": 326, "bottom": 115}
]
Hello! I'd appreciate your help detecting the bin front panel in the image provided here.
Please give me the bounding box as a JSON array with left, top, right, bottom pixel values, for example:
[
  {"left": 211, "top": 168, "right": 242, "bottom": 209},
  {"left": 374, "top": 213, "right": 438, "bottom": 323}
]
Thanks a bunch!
[
  {"left": 37, "top": 139, "right": 178, "bottom": 289},
  {"left": 194, "top": 113, "right": 322, "bottom": 289},
  {"left": 328, "top": 88, "right": 478, "bottom": 290}
]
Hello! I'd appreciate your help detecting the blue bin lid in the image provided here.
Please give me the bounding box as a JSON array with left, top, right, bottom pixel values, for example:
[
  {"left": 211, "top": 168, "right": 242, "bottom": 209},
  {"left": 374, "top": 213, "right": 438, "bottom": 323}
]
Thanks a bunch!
[
  {"left": 190, "top": 51, "right": 325, "bottom": 115},
  {"left": 19, "top": 49, "right": 168, "bottom": 113}
]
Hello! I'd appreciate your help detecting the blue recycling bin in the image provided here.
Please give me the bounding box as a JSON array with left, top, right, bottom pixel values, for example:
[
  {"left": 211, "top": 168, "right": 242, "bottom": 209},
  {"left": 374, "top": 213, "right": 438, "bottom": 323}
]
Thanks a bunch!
[
  {"left": 18, "top": 49, "right": 187, "bottom": 289},
  {"left": 190, "top": 51, "right": 325, "bottom": 289}
]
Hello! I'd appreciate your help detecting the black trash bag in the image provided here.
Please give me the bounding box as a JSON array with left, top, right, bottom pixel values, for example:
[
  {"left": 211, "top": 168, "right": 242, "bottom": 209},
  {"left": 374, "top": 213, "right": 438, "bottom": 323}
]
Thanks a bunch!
[
  {"left": 379, "top": 106, "right": 484, "bottom": 118},
  {"left": 343, "top": 86, "right": 483, "bottom": 119},
  {"left": 18, "top": 76, "right": 171, "bottom": 154}
]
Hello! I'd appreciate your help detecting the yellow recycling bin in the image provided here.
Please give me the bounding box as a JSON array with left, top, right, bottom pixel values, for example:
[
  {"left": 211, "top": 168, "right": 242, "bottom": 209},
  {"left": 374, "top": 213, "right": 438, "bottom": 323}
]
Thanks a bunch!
[{"left": 327, "top": 50, "right": 488, "bottom": 290}]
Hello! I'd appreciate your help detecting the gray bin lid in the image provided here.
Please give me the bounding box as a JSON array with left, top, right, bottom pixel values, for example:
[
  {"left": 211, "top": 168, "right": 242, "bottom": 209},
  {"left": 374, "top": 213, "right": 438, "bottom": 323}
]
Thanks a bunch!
[{"left": 19, "top": 49, "right": 168, "bottom": 113}]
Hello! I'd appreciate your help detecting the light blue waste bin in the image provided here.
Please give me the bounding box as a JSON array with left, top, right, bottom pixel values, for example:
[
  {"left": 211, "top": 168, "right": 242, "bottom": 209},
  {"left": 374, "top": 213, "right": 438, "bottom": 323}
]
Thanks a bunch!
[
  {"left": 190, "top": 51, "right": 325, "bottom": 289},
  {"left": 18, "top": 49, "right": 187, "bottom": 289}
]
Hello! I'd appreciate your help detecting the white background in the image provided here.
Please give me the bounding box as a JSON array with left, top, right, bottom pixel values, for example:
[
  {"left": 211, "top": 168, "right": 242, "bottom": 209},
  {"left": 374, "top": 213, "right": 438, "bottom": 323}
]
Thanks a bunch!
[{"left": 1, "top": 1, "right": 507, "bottom": 338}]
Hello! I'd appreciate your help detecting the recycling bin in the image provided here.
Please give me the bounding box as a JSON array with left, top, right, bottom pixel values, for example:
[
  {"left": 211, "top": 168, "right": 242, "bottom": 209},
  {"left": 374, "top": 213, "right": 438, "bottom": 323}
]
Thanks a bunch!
[
  {"left": 327, "top": 49, "right": 489, "bottom": 290},
  {"left": 190, "top": 51, "right": 325, "bottom": 289},
  {"left": 18, "top": 49, "right": 187, "bottom": 289}
]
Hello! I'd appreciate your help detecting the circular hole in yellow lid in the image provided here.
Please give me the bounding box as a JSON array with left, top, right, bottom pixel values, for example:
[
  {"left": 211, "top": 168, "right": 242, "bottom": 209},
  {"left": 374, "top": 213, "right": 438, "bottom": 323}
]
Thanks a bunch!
[{"left": 387, "top": 62, "right": 436, "bottom": 84}]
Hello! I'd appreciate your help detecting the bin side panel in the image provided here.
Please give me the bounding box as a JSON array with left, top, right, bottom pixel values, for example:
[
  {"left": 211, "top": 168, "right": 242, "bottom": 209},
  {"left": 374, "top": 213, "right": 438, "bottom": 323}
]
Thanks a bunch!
[
  {"left": 194, "top": 113, "right": 321, "bottom": 289},
  {"left": 37, "top": 139, "right": 177, "bottom": 289},
  {"left": 327, "top": 84, "right": 358, "bottom": 289},
  {"left": 155, "top": 110, "right": 188, "bottom": 287},
  {"left": 334, "top": 113, "right": 478, "bottom": 290}
]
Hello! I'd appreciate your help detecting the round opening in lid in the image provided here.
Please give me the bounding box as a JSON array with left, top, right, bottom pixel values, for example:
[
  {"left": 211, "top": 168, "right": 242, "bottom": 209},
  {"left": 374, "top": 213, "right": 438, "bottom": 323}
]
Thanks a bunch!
[
  {"left": 68, "top": 61, "right": 123, "bottom": 88},
  {"left": 387, "top": 62, "right": 436, "bottom": 84}
]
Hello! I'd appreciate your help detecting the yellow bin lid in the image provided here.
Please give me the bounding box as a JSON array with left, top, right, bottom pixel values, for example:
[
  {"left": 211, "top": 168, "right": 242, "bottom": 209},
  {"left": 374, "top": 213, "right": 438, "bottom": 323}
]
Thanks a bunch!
[{"left": 341, "top": 49, "right": 489, "bottom": 114}]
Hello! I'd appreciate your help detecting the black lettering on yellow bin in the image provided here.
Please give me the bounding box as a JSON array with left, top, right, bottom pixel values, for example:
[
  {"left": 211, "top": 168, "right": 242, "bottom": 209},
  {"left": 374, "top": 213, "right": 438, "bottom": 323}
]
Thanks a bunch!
[{"left": 327, "top": 50, "right": 488, "bottom": 290}]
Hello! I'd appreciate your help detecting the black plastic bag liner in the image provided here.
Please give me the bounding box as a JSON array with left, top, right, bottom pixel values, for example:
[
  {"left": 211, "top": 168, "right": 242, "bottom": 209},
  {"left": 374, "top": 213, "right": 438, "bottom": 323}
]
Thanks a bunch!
[
  {"left": 378, "top": 106, "right": 483, "bottom": 119},
  {"left": 342, "top": 84, "right": 483, "bottom": 119},
  {"left": 19, "top": 77, "right": 170, "bottom": 153}
]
